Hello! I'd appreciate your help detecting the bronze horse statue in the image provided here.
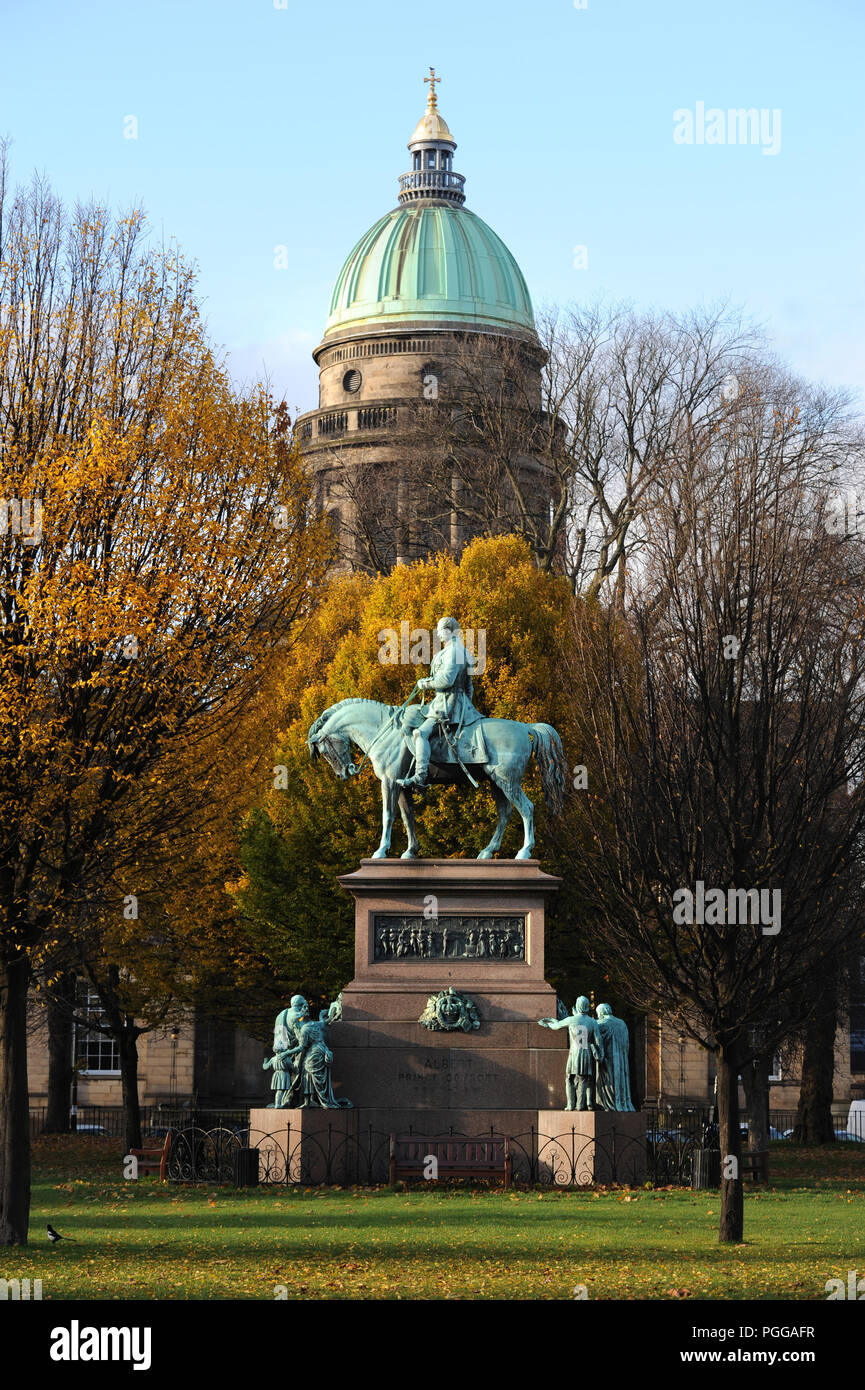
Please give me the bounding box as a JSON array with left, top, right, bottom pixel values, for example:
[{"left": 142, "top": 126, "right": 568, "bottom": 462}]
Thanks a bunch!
[{"left": 307, "top": 697, "right": 566, "bottom": 859}]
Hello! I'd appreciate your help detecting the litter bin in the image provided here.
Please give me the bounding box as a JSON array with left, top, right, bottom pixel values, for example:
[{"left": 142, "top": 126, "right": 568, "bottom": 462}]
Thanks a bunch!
[
  {"left": 232, "top": 1147, "right": 260, "bottom": 1188},
  {"left": 691, "top": 1147, "right": 721, "bottom": 1189}
]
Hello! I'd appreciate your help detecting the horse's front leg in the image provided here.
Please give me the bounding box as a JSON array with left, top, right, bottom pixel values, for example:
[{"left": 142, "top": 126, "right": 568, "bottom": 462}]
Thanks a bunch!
[
  {"left": 372, "top": 778, "right": 398, "bottom": 859},
  {"left": 397, "top": 788, "right": 419, "bottom": 859}
]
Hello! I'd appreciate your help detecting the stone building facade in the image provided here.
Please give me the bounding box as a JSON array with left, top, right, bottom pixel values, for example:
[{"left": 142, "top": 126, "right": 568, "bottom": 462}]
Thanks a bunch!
[
  {"left": 643, "top": 1012, "right": 865, "bottom": 1120},
  {"left": 26, "top": 1004, "right": 265, "bottom": 1116}
]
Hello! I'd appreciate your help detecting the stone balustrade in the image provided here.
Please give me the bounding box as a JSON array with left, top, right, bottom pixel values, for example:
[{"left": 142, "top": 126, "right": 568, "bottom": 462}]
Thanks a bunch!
[{"left": 297, "top": 405, "right": 401, "bottom": 444}]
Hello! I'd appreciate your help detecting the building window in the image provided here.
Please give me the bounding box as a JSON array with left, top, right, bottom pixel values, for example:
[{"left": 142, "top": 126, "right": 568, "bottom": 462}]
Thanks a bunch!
[
  {"left": 342, "top": 368, "right": 362, "bottom": 394},
  {"left": 768, "top": 1055, "right": 783, "bottom": 1081},
  {"left": 75, "top": 989, "right": 120, "bottom": 1075}
]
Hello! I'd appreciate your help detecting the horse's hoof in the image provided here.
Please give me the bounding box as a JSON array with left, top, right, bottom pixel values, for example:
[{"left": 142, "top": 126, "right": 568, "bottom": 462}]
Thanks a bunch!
[
  {"left": 400, "top": 849, "right": 417, "bottom": 860},
  {"left": 372, "top": 848, "right": 389, "bottom": 859},
  {"left": 477, "top": 848, "right": 494, "bottom": 860},
  {"left": 515, "top": 847, "right": 534, "bottom": 860}
]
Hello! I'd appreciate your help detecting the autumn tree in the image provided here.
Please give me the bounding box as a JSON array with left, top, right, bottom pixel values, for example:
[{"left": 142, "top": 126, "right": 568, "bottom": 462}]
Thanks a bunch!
[
  {"left": 31, "top": 652, "right": 289, "bottom": 1143},
  {"left": 0, "top": 164, "right": 331, "bottom": 1243}
]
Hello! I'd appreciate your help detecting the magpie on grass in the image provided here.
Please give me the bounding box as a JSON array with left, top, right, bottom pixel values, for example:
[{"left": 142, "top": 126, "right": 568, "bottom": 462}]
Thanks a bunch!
[{"left": 46, "top": 1223, "right": 76, "bottom": 1244}]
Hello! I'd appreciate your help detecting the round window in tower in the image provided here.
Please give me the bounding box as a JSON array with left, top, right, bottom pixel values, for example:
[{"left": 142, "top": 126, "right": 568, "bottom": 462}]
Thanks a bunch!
[{"left": 342, "top": 369, "right": 362, "bottom": 394}]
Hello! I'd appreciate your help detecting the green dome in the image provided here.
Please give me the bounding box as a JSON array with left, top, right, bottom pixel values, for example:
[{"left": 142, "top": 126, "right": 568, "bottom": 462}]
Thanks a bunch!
[{"left": 324, "top": 203, "right": 536, "bottom": 339}]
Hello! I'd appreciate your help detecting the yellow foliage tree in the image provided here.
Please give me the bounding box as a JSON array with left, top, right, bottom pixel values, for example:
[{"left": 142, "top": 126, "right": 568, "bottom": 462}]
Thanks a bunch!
[{"left": 0, "top": 166, "right": 331, "bottom": 1243}]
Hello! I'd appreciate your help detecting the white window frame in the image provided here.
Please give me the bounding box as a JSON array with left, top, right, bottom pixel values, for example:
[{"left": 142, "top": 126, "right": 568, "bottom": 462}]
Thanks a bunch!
[{"left": 75, "top": 989, "right": 121, "bottom": 1077}]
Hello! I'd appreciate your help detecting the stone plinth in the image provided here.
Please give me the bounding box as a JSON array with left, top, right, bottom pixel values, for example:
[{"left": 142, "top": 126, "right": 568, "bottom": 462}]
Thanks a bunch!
[
  {"left": 249, "top": 1107, "right": 358, "bottom": 1184},
  {"left": 247, "top": 860, "right": 646, "bottom": 1186},
  {"left": 536, "top": 1110, "right": 647, "bottom": 1186},
  {"left": 333, "top": 859, "right": 567, "bottom": 1115}
]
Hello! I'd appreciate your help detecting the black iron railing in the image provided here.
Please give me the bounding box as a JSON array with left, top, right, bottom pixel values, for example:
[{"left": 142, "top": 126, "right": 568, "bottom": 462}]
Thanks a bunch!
[
  {"left": 164, "top": 1122, "right": 672, "bottom": 1188},
  {"left": 29, "top": 1105, "right": 250, "bottom": 1140}
]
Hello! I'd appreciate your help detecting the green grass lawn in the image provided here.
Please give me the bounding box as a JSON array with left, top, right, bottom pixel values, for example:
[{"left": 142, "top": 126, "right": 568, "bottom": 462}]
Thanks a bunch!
[{"left": 6, "top": 1136, "right": 864, "bottom": 1300}]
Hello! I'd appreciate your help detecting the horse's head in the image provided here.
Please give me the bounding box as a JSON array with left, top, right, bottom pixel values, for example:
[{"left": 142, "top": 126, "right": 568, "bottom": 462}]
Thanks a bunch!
[
  {"left": 310, "top": 731, "right": 357, "bottom": 781},
  {"left": 307, "top": 705, "right": 359, "bottom": 780}
]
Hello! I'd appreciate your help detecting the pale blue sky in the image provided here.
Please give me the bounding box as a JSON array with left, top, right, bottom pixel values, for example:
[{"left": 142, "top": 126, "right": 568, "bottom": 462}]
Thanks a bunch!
[{"left": 3, "top": 0, "right": 863, "bottom": 413}]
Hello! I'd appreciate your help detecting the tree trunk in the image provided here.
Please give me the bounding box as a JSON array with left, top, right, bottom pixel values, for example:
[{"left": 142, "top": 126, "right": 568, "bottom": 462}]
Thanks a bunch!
[
  {"left": 0, "top": 952, "right": 32, "bottom": 1245},
  {"left": 741, "top": 1048, "right": 771, "bottom": 1156},
  {"left": 794, "top": 974, "right": 837, "bottom": 1143},
  {"left": 118, "top": 1025, "right": 142, "bottom": 1152},
  {"left": 43, "top": 975, "right": 75, "bottom": 1134},
  {"left": 716, "top": 1048, "right": 743, "bottom": 1243}
]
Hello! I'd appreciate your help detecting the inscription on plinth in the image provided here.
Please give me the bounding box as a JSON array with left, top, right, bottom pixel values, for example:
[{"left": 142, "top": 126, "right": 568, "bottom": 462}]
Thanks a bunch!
[{"left": 397, "top": 1056, "right": 497, "bottom": 1088}]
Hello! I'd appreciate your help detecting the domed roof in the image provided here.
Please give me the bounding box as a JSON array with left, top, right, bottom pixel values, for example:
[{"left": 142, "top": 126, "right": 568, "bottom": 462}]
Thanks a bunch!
[{"left": 324, "top": 203, "right": 536, "bottom": 339}]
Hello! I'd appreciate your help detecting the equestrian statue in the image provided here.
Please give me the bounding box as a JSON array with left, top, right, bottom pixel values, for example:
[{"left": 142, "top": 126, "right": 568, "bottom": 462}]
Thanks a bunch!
[{"left": 307, "top": 616, "right": 566, "bottom": 860}]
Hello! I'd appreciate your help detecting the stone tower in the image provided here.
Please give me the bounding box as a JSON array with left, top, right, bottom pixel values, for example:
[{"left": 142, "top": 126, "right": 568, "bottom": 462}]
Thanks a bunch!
[{"left": 295, "top": 71, "right": 550, "bottom": 571}]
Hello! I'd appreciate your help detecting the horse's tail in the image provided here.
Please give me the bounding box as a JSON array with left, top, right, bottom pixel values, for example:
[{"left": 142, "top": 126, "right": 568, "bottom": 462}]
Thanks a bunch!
[{"left": 530, "top": 723, "right": 567, "bottom": 817}]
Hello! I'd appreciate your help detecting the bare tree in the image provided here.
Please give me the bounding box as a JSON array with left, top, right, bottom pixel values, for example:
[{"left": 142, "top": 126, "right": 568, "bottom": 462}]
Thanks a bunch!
[
  {"left": 357, "top": 302, "right": 760, "bottom": 600},
  {"left": 561, "top": 359, "right": 865, "bottom": 1242}
]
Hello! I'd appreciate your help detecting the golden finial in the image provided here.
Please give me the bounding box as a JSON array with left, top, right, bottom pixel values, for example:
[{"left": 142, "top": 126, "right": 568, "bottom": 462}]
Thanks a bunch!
[{"left": 424, "top": 67, "right": 441, "bottom": 109}]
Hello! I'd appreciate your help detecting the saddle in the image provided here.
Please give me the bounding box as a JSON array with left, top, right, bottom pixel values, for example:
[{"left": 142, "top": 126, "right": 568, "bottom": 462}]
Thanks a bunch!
[
  {"left": 401, "top": 719, "right": 489, "bottom": 766},
  {"left": 432, "top": 722, "right": 489, "bottom": 766}
]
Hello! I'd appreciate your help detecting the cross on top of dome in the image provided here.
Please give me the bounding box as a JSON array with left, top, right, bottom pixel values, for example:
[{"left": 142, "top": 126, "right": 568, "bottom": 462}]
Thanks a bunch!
[
  {"left": 424, "top": 67, "right": 441, "bottom": 109},
  {"left": 401, "top": 68, "right": 465, "bottom": 207}
]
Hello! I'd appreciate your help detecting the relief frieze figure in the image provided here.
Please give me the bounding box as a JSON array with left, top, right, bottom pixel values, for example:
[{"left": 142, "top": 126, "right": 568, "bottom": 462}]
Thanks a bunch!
[{"left": 374, "top": 914, "right": 525, "bottom": 961}]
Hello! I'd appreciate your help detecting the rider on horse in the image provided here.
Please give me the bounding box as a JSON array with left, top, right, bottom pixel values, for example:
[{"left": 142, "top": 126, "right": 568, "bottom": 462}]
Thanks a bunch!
[{"left": 397, "top": 616, "right": 482, "bottom": 791}]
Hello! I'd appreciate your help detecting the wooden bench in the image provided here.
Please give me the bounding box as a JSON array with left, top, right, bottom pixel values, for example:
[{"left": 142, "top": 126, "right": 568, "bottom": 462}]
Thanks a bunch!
[
  {"left": 129, "top": 1130, "right": 172, "bottom": 1181},
  {"left": 741, "top": 1149, "right": 769, "bottom": 1184},
  {"left": 389, "top": 1134, "right": 511, "bottom": 1188}
]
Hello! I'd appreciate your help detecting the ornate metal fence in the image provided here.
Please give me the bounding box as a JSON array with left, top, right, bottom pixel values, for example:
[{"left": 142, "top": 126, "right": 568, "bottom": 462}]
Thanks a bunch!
[{"left": 164, "top": 1122, "right": 698, "bottom": 1188}]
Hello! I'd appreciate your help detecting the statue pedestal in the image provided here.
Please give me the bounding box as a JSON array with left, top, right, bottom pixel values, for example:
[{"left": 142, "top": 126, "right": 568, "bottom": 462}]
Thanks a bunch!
[
  {"left": 332, "top": 858, "right": 567, "bottom": 1117},
  {"left": 249, "top": 1107, "right": 358, "bottom": 1184},
  {"left": 248, "top": 860, "right": 643, "bottom": 1186},
  {"left": 536, "top": 1110, "right": 647, "bottom": 1186}
]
